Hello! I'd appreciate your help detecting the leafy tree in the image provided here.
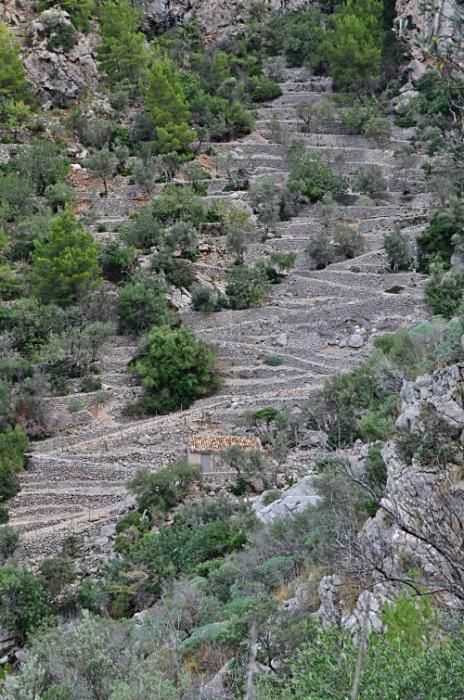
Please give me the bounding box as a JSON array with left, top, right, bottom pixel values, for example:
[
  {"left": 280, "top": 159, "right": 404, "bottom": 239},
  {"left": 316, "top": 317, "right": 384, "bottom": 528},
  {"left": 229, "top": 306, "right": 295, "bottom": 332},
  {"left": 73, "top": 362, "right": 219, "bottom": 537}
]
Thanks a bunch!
[
  {"left": 191, "top": 284, "right": 221, "bottom": 313},
  {"left": 327, "top": 0, "right": 384, "bottom": 91},
  {"left": 39, "top": 557, "right": 75, "bottom": 598},
  {"left": 4, "top": 99, "right": 33, "bottom": 137},
  {"left": 7, "top": 140, "right": 69, "bottom": 197},
  {"left": 123, "top": 205, "right": 165, "bottom": 251},
  {"left": 167, "top": 220, "right": 198, "bottom": 257},
  {"left": 249, "top": 178, "right": 281, "bottom": 236},
  {"left": 351, "top": 164, "right": 387, "bottom": 199},
  {"left": 85, "top": 147, "right": 117, "bottom": 196},
  {"left": 0, "top": 565, "right": 49, "bottom": 643},
  {"left": 425, "top": 264, "right": 464, "bottom": 318},
  {"left": 97, "top": 0, "right": 149, "bottom": 92},
  {"left": 117, "top": 273, "right": 173, "bottom": 336},
  {"left": 0, "top": 22, "right": 28, "bottom": 101},
  {"left": 384, "top": 227, "right": 413, "bottom": 272},
  {"left": 151, "top": 184, "right": 207, "bottom": 228},
  {"left": 288, "top": 154, "right": 346, "bottom": 203},
  {"left": 146, "top": 54, "right": 194, "bottom": 153},
  {"left": 225, "top": 265, "right": 270, "bottom": 309},
  {"left": 130, "top": 326, "right": 220, "bottom": 414},
  {"left": 31, "top": 210, "right": 101, "bottom": 306},
  {"left": 128, "top": 460, "right": 201, "bottom": 516}
]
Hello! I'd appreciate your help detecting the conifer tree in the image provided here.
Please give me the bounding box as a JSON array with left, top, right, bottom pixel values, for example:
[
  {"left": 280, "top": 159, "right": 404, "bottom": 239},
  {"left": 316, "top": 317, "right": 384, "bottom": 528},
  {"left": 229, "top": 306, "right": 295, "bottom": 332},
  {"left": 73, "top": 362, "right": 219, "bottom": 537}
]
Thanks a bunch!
[
  {"left": 97, "top": 0, "right": 148, "bottom": 92},
  {"left": 31, "top": 210, "right": 101, "bottom": 306},
  {"left": 146, "top": 54, "right": 194, "bottom": 153},
  {"left": 0, "top": 22, "right": 28, "bottom": 101},
  {"left": 327, "top": 0, "right": 384, "bottom": 91}
]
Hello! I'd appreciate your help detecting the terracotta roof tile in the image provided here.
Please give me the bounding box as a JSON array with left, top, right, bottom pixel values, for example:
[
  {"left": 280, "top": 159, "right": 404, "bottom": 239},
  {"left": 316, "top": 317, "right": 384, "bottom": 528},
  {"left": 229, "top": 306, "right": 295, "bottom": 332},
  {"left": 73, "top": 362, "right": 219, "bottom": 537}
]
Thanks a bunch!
[{"left": 188, "top": 434, "right": 262, "bottom": 454}]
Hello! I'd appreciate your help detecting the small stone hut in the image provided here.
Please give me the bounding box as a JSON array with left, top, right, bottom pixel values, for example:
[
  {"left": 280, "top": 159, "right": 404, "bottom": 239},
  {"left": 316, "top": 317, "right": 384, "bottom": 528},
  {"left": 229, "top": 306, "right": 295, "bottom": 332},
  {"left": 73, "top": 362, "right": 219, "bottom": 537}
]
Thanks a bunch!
[{"left": 187, "top": 434, "right": 262, "bottom": 475}]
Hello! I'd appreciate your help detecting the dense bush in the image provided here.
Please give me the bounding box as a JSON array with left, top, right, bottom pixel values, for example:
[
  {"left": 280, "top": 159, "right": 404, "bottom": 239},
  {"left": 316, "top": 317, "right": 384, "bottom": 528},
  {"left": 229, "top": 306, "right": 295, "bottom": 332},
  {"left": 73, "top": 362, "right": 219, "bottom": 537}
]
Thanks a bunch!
[
  {"left": 117, "top": 274, "right": 173, "bottom": 336},
  {"left": 191, "top": 284, "right": 222, "bottom": 313},
  {"left": 146, "top": 55, "right": 194, "bottom": 154},
  {"left": 425, "top": 264, "right": 464, "bottom": 318},
  {"left": 128, "top": 460, "right": 201, "bottom": 516},
  {"left": 225, "top": 264, "right": 270, "bottom": 309},
  {"left": 130, "top": 326, "right": 220, "bottom": 414},
  {"left": 417, "top": 210, "right": 464, "bottom": 273},
  {"left": 269, "top": 9, "right": 325, "bottom": 68},
  {"left": 0, "top": 427, "right": 28, "bottom": 502},
  {"left": 37, "top": 0, "right": 95, "bottom": 31},
  {"left": 287, "top": 154, "right": 346, "bottom": 203},
  {"left": 123, "top": 206, "right": 165, "bottom": 251},
  {"left": 100, "top": 241, "right": 138, "bottom": 282},
  {"left": 351, "top": 164, "right": 387, "bottom": 198}
]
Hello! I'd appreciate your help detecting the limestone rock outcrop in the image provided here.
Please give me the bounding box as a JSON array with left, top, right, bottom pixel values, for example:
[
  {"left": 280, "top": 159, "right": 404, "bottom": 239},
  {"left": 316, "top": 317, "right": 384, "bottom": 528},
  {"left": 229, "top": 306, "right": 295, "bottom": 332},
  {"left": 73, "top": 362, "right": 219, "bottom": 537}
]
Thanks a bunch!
[
  {"left": 23, "top": 10, "right": 98, "bottom": 107},
  {"left": 395, "top": 0, "right": 464, "bottom": 77},
  {"left": 138, "top": 0, "right": 315, "bottom": 36},
  {"left": 318, "top": 363, "right": 464, "bottom": 631}
]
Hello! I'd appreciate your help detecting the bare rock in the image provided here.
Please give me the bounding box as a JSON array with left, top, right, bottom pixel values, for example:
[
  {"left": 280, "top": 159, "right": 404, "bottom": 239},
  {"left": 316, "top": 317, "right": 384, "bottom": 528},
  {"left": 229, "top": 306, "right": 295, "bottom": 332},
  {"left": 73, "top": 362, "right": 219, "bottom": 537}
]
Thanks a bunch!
[{"left": 253, "top": 475, "right": 320, "bottom": 524}]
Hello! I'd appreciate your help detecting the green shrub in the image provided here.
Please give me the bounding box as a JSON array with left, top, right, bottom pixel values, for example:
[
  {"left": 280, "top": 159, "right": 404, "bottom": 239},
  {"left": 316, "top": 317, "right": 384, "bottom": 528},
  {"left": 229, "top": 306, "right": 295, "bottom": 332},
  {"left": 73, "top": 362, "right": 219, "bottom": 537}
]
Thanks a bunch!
[
  {"left": 150, "top": 185, "right": 207, "bottom": 228},
  {"left": 270, "top": 9, "right": 325, "bottom": 68},
  {"left": 123, "top": 206, "right": 165, "bottom": 251},
  {"left": 351, "top": 165, "right": 387, "bottom": 198},
  {"left": 191, "top": 284, "right": 221, "bottom": 313},
  {"left": 225, "top": 265, "right": 270, "bottom": 309},
  {"left": 338, "top": 100, "right": 378, "bottom": 134},
  {"left": 287, "top": 154, "right": 347, "bottom": 203},
  {"left": 362, "top": 115, "right": 392, "bottom": 143},
  {"left": 37, "top": 0, "right": 95, "bottom": 31},
  {"left": 306, "top": 230, "right": 334, "bottom": 269},
  {"left": 0, "top": 426, "right": 28, "bottom": 502},
  {"left": 425, "top": 265, "right": 464, "bottom": 318},
  {"left": 117, "top": 274, "right": 173, "bottom": 336},
  {"left": 39, "top": 556, "right": 75, "bottom": 597},
  {"left": 263, "top": 355, "right": 283, "bottom": 367},
  {"left": 44, "top": 182, "right": 75, "bottom": 212},
  {"left": 100, "top": 241, "right": 137, "bottom": 282},
  {"left": 333, "top": 225, "right": 364, "bottom": 259},
  {"left": 247, "top": 75, "right": 282, "bottom": 102},
  {"left": 130, "top": 326, "right": 220, "bottom": 414},
  {"left": 417, "top": 210, "right": 464, "bottom": 273},
  {"left": 128, "top": 460, "right": 201, "bottom": 515},
  {"left": 327, "top": 0, "right": 384, "bottom": 91},
  {"left": 0, "top": 506, "right": 8, "bottom": 525},
  {"left": 97, "top": 0, "right": 148, "bottom": 92}
]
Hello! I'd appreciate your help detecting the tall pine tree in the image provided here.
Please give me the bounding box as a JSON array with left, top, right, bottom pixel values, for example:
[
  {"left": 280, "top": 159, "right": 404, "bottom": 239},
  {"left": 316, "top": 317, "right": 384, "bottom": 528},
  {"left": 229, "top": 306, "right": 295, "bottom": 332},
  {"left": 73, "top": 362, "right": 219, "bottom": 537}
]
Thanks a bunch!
[
  {"left": 146, "top": 54, "right": 194, "bottom": 153},
  {"left": 327, "top": 0, "right": 384, "bottom": 91},
  {"left": 0, "top": 22, "right": 29, "bottom": 101}
]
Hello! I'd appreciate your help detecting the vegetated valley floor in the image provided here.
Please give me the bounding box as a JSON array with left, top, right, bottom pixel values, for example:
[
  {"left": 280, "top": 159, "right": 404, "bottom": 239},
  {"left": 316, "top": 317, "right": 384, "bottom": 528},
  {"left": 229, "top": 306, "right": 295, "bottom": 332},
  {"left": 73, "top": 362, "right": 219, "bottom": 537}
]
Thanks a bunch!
[{"left": 9, "top": 69, "right": 429, "bottom": 563}]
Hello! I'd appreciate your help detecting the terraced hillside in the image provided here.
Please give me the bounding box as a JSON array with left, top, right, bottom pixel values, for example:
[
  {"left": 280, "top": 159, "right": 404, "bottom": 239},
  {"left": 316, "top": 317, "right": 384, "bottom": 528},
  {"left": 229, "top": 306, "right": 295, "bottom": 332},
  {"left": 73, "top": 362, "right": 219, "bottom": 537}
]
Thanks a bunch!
[{"left": 9, "top": 69, "right": 430, "bottom": 562}]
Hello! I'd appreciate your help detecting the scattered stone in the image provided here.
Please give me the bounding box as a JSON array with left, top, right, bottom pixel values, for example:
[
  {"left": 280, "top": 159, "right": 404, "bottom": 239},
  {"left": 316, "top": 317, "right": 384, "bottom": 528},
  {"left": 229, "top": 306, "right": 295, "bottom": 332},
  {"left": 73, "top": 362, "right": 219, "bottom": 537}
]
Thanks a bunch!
[{"left": 348, "top": 333, "right": 364, "bottom": 349}]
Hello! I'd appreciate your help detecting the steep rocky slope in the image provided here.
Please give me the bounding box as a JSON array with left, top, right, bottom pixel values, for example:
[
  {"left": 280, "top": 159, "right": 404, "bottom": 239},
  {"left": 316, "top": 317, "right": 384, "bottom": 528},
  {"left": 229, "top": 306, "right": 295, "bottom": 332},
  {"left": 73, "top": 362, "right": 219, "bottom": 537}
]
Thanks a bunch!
[{"left": 7, "top": 69, "right": 430, "bottom": 564}]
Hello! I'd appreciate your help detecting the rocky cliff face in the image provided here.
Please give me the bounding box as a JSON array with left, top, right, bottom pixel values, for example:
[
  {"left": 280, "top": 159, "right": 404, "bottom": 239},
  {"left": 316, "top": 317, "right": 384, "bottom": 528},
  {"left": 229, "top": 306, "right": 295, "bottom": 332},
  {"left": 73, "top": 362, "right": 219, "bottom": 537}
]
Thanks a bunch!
[
  {"left": 318, "top": 362, "right": 464, "bottom": 632},
  {"left": 138, "top": 0, "right": 315, "bottom": 35},
  {"left": 395, "top": 0, "right": 464, "bottom": 77}
]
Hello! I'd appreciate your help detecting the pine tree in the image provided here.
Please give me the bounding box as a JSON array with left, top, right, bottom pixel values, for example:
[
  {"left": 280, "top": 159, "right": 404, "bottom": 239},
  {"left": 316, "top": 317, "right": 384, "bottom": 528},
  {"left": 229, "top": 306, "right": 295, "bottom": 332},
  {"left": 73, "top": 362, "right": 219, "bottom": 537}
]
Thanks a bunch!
[
  {"left": 97, "top": 0, "right": 148, "bottom": 92},
  {"left": 327, "top": 0, "right": 384, "bottom": 91},
  {"left": 31, "top": 210, "right": 101, "bottom": 306},
  {"left": 146, "top": 54, "right": 194, "bottom": 153},
  {"left": 0, "top": 22, "right": 29, "bottom": 102}
]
